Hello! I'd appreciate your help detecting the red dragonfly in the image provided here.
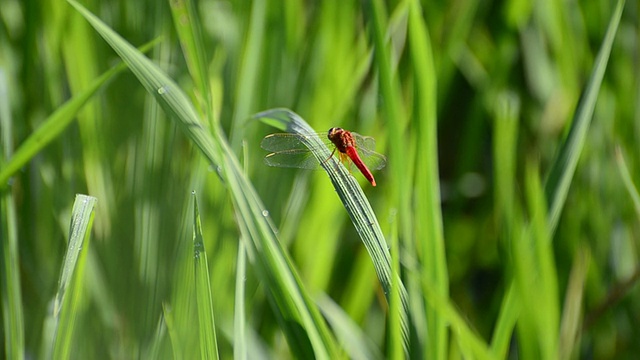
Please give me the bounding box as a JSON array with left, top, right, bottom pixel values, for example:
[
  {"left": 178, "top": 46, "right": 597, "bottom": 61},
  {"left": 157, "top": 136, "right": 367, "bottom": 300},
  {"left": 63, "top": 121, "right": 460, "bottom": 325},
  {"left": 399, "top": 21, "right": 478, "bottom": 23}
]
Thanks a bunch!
[{"left": 261, "top": 127, "right": 386, "bottom": 186}]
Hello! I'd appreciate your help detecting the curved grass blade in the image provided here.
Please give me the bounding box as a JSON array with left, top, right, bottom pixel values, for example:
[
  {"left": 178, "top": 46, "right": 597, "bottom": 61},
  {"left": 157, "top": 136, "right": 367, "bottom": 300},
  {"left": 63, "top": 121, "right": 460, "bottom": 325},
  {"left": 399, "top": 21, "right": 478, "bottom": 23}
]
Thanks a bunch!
[
  {"left": 254, "top": 108, "right": 411, "bottom": 353},
  {"left": 192, "top": 193, "right": 219, "bottom": 360},
  {"left": 67, "top": 2, "right": 338, "bottom": 358},
  {"left": 544, "top": 0, "right": 625, "bottom": 235}
]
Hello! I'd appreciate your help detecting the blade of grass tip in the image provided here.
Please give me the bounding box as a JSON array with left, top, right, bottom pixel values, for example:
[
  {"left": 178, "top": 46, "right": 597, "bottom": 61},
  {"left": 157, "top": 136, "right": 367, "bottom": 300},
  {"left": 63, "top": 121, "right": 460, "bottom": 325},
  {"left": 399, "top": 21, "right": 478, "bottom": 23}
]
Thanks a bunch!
[
  {"left": 525, "top": 161, "right": 559, "bottom": 359},
  {"left": 0, "top": 39, "right": 161, "bottom": 188},
  {"left": 0, "top": 69, "right": 25, "bottom": 360},
  {"left": 68, "top": 4, "right": 338, "bottom": 357},
  {"left": 558, "top": 247, "right": 590, "bottom": 360},
  {"left": 163, "top": 303, "right": 182, "bottom": 360},
  {"left": 192, "top": 192, "right": 219, "bottom": 360},
  {"left": 316, "top": 294, "right": 383, "bottom": 360},
  {"left": 51, "top": 194, "right": 97, "bottom": 360},
  {"left": 407, "top": 0, "right": 448, "bottom": 358},
  {"left": 147, "top": 313, "right": 167, "bottom": 360},
  {"left": 255, "top": 108, "right": 411, "bottom": 353},
  {"left": 615, "top": 146, "right": 640, "bottom": 219},
  {"left": 544, "top": 0, "right": 625, "bottom": 235}
]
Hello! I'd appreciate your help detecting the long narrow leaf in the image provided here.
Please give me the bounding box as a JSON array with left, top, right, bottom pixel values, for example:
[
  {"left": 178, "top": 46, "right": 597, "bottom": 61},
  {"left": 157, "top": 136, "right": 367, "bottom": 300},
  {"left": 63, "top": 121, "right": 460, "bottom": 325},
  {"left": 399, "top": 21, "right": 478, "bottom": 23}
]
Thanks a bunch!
[
  {"left": 50, "top": 194, "right": 97, "bottom": 359},
  {"left": 544, "top": 0, "right": 625, "bottom": 234},
  {"left": 408, "top": 0, "right": 449, "bottom": 358},
  {"left": 0, "top": 62, "right": 122, "bottom": 188},
  {"left": 192, "top": 193, "right": 219, "bottom": 360}
]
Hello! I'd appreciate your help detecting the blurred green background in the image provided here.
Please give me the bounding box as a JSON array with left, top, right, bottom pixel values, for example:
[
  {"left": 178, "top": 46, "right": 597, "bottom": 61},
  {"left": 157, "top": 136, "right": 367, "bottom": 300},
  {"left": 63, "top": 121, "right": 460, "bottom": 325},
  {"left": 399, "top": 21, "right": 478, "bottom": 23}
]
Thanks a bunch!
[{"left": 1, "top": 0, "right": 639, "bottom": 358}]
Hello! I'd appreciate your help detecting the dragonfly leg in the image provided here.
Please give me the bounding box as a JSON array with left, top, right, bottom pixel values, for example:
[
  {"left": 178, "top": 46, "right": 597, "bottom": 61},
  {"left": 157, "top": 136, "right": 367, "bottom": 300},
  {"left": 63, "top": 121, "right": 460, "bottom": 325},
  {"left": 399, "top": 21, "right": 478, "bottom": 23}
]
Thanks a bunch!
[{"left": 321, "top": 148, "right": 337, "bottom": 165}]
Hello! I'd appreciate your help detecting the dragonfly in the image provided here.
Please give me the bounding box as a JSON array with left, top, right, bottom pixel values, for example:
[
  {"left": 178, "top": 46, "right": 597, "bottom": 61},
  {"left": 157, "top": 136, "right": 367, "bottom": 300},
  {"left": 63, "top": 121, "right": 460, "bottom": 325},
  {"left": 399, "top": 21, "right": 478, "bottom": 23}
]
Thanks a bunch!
[{"left": 261, "top": 127, "right": 387, "bottom": 186}]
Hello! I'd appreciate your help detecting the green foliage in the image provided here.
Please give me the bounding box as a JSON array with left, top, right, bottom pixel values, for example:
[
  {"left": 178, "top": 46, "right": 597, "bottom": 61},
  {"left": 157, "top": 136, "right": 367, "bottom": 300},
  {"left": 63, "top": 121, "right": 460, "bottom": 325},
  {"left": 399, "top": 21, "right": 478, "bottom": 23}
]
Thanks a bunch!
[{"left": 1, "top": 0, "right": 638, "bottom": 358}]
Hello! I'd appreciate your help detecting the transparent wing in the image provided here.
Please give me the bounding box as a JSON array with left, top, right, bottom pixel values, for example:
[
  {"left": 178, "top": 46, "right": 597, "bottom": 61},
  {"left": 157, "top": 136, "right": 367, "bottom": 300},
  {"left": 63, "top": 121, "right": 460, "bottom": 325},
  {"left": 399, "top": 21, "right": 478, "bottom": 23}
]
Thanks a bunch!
[
  {"left": 354, "top": 148, "right": 387, "bottom": 171},
  {"left": 352, "top": 133, "right": 377, "bottom": 151},
  {"left": 260, "top": 133, "right": 327, "bottom": 152},
  {"left": 263, "top": 149, "right": 324, "bottom": 169},
  {"left": 351, "top": 133, "right": 387, "bottom": 170}
]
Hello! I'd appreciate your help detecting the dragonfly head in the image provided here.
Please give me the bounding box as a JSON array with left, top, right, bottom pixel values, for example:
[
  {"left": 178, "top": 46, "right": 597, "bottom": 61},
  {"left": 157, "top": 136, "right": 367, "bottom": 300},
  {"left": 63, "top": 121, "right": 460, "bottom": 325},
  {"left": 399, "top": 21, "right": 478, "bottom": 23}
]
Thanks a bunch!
[{"left": 327, "top": 127, "right": 343, "bottom": 139}]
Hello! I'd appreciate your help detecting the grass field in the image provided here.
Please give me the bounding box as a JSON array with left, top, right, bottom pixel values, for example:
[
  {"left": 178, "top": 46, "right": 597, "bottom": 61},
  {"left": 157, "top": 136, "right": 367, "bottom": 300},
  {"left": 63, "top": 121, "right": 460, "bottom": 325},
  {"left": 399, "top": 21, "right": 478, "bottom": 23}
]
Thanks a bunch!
[{"left": 1, "top": 0, "right": 639, "bottom": 358}]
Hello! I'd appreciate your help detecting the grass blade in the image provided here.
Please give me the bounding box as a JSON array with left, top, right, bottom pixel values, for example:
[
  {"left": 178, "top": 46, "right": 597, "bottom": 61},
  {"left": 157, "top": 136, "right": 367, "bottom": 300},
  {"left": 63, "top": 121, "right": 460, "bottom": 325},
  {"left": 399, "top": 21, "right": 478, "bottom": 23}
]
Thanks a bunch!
[
  {"left": 544, "top": 0, "right": 625, "bottom": 234},
  {"left": 233, "top": 241, "right": 247, "bottom": 360},
  {"left": 0, "top": 63, "right": 121, "bottom": 188},
  {"left": 615, "top": 146, "right": 640, "bottom": 218},
  {"left": 558, "top": 248, "right": 590, "bottom": 360},
  {"left": 192, "top": 193, "right": 219, "bottom": 360},
  {"left": 50, "top": 194, "right": 97, "bottom": 359},
  {"left": 0, "top": 69, "right": 24, "bottom": 360},
  {"left": 407, "top": 0, "right": 449, "bottom": 358},
  {"left": 317, "top": 294, "right": 383, "bottom": 360}
]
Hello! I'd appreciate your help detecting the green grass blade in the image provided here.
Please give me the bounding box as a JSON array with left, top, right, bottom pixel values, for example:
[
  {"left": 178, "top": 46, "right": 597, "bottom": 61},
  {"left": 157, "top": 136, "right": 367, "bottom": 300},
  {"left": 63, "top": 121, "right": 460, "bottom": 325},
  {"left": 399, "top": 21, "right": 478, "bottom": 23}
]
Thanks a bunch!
[
  {"left": 255, "top": 108, "right": 411, "bottom": 353},
  {"left": 68, "top": 3, "right": 338, "bottom": 357},
  {"left": 0, "top": 69, "right": 24, "bottom": 360},
  {"left": 192, "top": 193, "right": 219, "bottom": 360},
  {"left": 163, "top": 303, "right": 182, "bottom": 360},
  {"left": 558, "top": 248, "right": 590, "bottom": 360},
  {"left": 233, "top": 241, "right": 248, "bottom": 360},
  {"left": 316, "top": 294, "right": 383, "bottom": 360},
  {"left": 524, "top": 162, "right": 559, "bottom": 358},
  {"left": 0, "top": 65, "right": 119, "bottom": 188},
  {"left": 407, "top": 0, "right": 449, "bottom": 358},
  {"left": 544, "top": 0, "right": 625, "bottom": 234},
  {"left": 615, "top": 146, "right": 640, "bottom": 218},
  {"left": 0, "top": 189, "right": 23, "bottom": 360},
  {"left": 0, "top": 39, "right": 159, "bottom": 189},
  {"left": 51, "top": 194, "right": 97, "bottom": 359},
  {"left": 229, "top": 0, "right": 266, "bottom": 149},
  {"left": 489, "top": 284, "right": 520, "bottom": 358}
]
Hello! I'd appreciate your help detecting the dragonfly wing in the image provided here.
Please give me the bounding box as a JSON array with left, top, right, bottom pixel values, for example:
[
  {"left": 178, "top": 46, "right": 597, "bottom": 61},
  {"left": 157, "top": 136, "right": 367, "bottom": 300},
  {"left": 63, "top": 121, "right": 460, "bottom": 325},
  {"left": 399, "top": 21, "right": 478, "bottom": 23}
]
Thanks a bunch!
[
  {"left": 352, "top": 133, "right": 377, "bottom": 152},
  {"left": 261, "top": 133, "right": 328, "bottom": 152},
  {"left": 264, "top": 149, "right": 321, "bottom": 169},
  {"left": 357, "top": 148, "right": 387, "bottom": 170}
]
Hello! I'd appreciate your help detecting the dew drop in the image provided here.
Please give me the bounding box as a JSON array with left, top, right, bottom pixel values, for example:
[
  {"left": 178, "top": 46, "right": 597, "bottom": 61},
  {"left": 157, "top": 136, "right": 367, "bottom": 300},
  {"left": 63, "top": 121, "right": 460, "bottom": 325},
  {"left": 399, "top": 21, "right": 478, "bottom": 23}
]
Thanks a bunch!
[
  {"left": 157, "top": 86, "right": 167, "bottom": 95},
  {"left": 262, "top": 210, "right": 269, "bottom": 217}
]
